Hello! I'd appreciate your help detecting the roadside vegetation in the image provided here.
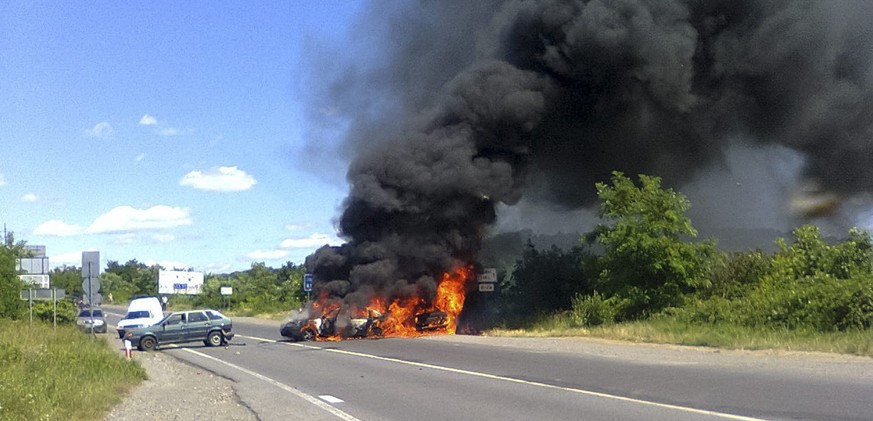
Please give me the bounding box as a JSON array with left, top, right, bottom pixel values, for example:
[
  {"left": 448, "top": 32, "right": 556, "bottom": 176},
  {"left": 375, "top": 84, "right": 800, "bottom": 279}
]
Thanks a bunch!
[
  {"left": 491, "top": 172, "right": 873, "bottom": 357},
  {"left": 0, "top": 320, "right": 146, "bottom": 421}
]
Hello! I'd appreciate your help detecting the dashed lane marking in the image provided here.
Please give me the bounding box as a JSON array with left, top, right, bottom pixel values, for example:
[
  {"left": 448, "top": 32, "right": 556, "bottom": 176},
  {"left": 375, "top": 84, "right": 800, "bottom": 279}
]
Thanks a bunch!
[
  {"left": 241, "top": 334, "right": 765, "bottom": 421},
  {"left": 319, "top": 395, "right": 345, "bottom": 404},
  {"left": 172, "top": 345, "right": 360, "bottom": 421}
]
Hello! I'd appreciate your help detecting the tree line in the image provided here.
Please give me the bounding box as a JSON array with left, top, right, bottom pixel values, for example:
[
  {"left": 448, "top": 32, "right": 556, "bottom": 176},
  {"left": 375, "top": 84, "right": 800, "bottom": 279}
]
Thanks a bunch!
[
  {"left": 496, "top": 172, "right": 873, "bottom": 333},
  {"left": 2, "top": 171, "right": 872, "bottom": 333}
]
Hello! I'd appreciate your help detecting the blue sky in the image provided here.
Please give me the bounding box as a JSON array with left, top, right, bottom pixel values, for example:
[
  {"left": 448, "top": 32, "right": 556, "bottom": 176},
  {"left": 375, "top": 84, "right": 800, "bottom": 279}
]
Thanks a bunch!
[{"left": 1, "top": 2, "right": 365, "bottom": 273}]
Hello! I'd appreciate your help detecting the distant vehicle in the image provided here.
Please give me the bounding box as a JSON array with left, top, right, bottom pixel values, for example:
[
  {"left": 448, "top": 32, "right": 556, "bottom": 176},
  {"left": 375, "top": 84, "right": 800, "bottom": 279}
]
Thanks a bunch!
[
  {"left": 76, "top": 308, "right": 107, "bottom": 333},
  {"left": 116, "top": 297, "right": 164, "bottom": 339},
  {"left": 124, "top": 309, "right": 233, "bottom": 351}
]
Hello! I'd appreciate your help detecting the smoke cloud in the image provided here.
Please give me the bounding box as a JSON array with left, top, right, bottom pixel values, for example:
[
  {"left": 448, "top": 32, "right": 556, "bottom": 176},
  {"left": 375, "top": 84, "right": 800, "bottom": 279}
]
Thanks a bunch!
[{"left": 304, "top": 0, "right": 873, "bottom": 305}]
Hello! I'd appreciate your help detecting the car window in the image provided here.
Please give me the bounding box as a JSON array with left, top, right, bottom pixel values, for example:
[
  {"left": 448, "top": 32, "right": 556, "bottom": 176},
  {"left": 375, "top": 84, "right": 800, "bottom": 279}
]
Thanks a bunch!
[
  {"left": 90, "top": 310, "right": 103, "bottom": 317},
  {"left": 166, "top": 313, "right": 185, "bottom": 325},
  {"left": 188, "top": 311, "right": 208, "bottom": 323},
  {"left": 126, "top": 310, "right": 151, "bottom": 319},
  {"left": 206, "top": 310, "right": 226, "bottom": 320},
  {"left": 77, "top": 310, "right": 91, "bottom": 317}
]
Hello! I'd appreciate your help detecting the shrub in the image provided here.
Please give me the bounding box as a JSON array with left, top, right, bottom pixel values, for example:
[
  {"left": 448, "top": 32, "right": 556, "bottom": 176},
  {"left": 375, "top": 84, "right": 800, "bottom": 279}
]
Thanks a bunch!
[{"left": 571, "top": 291, "right": 617, "bottom": 326}]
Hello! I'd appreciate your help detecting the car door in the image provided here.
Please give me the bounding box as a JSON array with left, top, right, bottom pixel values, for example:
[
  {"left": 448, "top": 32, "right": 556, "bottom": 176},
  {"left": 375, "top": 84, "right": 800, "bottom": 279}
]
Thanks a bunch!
[
  {"left": 158, "top": 313, "right": 187, "bottom": 343},
  {"left": 185, "top": 311, "right": 211, "bottom": 342}
]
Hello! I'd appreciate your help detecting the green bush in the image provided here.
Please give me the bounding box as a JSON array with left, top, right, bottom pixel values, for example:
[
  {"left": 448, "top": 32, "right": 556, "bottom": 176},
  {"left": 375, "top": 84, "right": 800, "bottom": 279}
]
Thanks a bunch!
[{"left": 570, "top": 291, "right": 617, "bottom": 326}]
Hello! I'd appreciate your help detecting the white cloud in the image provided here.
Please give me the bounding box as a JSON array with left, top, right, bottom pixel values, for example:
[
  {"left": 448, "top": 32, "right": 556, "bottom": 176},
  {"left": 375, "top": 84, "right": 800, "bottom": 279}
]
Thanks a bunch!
[
  {"left": 88, "top": 205, "right": 192, "bottom": 233},
  {"left": 246, "top": 249, "right": 289, "bottom": 261},
  {"left": 50, "top": 251, "right": 86, "bottom": 268},
  {"left": 280, "top": 232, "right": 343, "bottom": 249},
  {"left": 0, "top": 173, "right": 7, "bottom": 186},
  {"left": 134, "top": 153, "right": 146, "bottom": 162},
  {"left": 114, "top": 233, "right": 137, "bottom": 244},
  {"left": 158, "top": 127, "right": 179, "bottom": 137},
  {"left": 33, "top": 220, "right": 85, "bottom": 236},
  {"left": 139, "top": 114, "right": 158, "bottom": 126},
  {"left": 31, "top": 205, "right": 191, "bottom": 238},
  {"left": 284, "top": 223, "right": 310, "bottom": 232},
  {"left": 86, "top": 121, "right": 114, "bottom": 138},
  {"left": 20, "top": 193, "right": 37, "bottom": 203},
  {"left": 151, "top": 233, "right": 175, "bottom": 243},
  {"left": 145, "top": 259, "right": 190, "bottom": 270},
  {"left": 179, "top": 166, "right": 257, "bottom": 192}
]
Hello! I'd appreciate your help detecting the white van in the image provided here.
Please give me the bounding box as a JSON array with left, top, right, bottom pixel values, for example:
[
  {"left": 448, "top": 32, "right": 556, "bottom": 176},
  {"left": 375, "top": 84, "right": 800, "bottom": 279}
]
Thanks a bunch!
[{"left": 116, "top": 297, "right": 164, "bottom": 339}]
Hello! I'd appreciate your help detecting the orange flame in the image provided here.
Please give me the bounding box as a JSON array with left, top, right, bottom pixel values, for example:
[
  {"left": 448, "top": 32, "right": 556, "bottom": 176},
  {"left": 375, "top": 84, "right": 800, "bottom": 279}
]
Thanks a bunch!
[{"left": 305, "top": 265, "right": 473, "bottom": 341}]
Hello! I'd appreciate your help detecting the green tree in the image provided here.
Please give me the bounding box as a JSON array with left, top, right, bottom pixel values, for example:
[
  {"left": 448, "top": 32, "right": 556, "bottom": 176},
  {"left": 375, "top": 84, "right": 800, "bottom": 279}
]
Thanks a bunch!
[
  {"left": 49, "top": 265, "right": 82, "bottom": 297},
  {"left": 106, "top": 260, "right": 159, "bottom": 297},
  {"left": 594, "top": 172, "right": 717, "bottom": 320},
  {"left": 277, "top": 261, "right": 306, "bottom": 306},
  {"left": 502, "top": 242, "right": 592, "bottom": 320},
  {"left": 0, "top": 233, "right": 26, "bottom": 319}
]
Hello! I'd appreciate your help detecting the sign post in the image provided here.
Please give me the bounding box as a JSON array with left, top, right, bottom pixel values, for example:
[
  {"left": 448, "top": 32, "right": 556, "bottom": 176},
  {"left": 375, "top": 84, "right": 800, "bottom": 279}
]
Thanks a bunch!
[
  {"left": 303, "top": 273, "right": 313, "bottom": 301},
  {"left": 220, "top": 286, "right": 233, "bottom": 309},
  {"left": 81, "top": 251, "right": 101, "bottom": 308}
]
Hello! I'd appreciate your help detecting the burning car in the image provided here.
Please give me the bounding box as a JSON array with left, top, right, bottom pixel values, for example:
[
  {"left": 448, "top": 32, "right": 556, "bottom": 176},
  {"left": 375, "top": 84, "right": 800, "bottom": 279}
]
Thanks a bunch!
[
  {"left": 280, "top": 306, "right": 450, "bottom": 341},
  {"left": 281, "top": 307, "right": 384, "bottom": 341}
]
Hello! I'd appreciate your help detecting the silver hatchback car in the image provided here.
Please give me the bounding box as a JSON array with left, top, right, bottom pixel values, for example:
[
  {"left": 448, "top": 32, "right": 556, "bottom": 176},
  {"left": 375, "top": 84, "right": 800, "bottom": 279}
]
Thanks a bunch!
[{"left": 76, "top": 308, "right": 107, "bottom": 333}]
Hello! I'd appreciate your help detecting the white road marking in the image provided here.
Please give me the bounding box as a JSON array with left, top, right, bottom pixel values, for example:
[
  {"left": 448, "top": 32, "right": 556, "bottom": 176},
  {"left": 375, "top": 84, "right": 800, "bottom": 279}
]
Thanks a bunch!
[
  {"left": 243, "top": 334, "right": 765, "bottom": 421},
  {"left": 171, "top": 345, "right": 360, "bottom": 421},
  {"left": 319, "top": 395, "right": 345, "bottom": 404}
]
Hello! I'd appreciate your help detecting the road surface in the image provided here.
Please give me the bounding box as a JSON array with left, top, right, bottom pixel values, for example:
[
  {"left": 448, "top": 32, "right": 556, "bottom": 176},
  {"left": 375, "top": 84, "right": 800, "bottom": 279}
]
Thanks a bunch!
[{"left": 104, "top": 308, "right": 873, "bottom": 420}]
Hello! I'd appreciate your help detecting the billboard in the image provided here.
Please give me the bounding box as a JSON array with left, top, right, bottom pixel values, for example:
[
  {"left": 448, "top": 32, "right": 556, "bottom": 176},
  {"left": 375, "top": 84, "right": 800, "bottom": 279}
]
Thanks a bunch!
[{"left": 158, "top": 270, "right": 204, "bottom": 295}]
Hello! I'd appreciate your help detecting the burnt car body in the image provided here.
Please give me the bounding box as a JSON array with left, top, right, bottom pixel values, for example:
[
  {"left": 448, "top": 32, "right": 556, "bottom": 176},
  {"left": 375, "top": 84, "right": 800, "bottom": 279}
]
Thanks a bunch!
[
  {"left": 414, "top": 310, "right": 448, "bottom": 331},
  {"left": 280, "top": 307, "right": 450, "bottom": 341},
  {"left": 280, "top": 309, "right": 383, "bottom": 341}
]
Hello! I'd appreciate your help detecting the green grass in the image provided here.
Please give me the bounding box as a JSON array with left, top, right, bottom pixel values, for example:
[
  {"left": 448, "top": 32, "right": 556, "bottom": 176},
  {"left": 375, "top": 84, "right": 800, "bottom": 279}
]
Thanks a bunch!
[
  {"left": 486, "top": 313, "right": 873, "bottom": 357},
  {"left": 0, "top": 320, "right": 147, "bottom": 421}
]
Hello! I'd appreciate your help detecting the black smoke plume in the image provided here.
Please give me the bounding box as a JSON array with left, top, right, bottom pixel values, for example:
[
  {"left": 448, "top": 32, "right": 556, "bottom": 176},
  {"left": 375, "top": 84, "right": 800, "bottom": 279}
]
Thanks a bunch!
[{"left": 304, "top": 0, "right": 873, "bottom": 305}]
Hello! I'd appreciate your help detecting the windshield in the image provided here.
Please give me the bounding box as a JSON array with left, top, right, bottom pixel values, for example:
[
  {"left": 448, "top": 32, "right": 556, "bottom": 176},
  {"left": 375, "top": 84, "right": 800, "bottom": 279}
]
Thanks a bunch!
[
  {"left": 125, "top": 310, "right": 151, "bottom": 319},
  {"left": 78, "top": 309, "right": 103, "bottom": 317}
]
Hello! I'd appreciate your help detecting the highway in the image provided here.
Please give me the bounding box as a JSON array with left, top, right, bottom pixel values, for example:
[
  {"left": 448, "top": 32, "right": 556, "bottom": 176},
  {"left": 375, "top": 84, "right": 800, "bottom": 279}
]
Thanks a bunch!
[{"left": 104, "top": 309, "right": 873, "bottom": 421}]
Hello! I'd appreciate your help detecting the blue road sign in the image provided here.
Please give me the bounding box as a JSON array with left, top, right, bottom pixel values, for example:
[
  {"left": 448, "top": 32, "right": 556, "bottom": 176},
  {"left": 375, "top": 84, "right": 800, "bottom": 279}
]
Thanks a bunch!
[{"left": 303, "top": 273, "right": 313, "bottom": 292}]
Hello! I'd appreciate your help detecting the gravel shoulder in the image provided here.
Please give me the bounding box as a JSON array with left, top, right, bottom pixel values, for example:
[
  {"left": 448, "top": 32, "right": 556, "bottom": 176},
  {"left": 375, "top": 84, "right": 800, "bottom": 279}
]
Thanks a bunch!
[{"left": 103, "top": 345, "right": 257, "bottom": 421}]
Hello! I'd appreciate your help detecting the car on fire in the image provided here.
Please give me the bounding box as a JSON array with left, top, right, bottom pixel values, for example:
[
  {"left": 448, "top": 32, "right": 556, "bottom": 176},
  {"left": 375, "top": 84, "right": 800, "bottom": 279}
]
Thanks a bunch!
[
  {"left": 281, "top": 308, "right": 384, "bottom": 341},
  {"left": 280, "top": 307, "right": 449, "bottom": 341},
  {"left": 124, "top": 309, "right": 233, "bottom": 351}
]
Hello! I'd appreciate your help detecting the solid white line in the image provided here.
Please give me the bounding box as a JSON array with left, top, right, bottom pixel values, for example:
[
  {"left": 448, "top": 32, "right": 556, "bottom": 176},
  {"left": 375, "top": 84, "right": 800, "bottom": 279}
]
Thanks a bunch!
[
  {"left": 242, "top": 335, "right": 765, "bottom": 421},
  {"left": 172, "top": 346, "right": 360, "bottom": 421}
]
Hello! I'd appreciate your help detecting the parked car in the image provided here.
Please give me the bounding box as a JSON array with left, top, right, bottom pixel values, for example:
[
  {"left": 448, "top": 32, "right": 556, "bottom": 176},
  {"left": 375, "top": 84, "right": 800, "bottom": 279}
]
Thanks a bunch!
[
  {"left": 117, "top": 296, "right": 164, "bottom": 339},
  {"left": 124, "top": 309, "right": 233, "bottom": 351},
  {"left": 76, "top": 308, "right": 107, "bottom": 333}
]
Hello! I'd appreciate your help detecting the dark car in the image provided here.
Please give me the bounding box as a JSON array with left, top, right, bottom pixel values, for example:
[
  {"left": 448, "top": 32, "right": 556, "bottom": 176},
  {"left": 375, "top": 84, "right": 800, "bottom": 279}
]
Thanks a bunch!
[
  {"left": 76, "top": 308, "right": 107, "bottom": 333},
  {"left": 124, "top": 309, "right": 233, "bottom": 351}
]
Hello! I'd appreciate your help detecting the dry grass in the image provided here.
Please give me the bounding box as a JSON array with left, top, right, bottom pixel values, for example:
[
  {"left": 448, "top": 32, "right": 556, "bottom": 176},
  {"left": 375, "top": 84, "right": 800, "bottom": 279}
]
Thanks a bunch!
[{"left": 486, "top": 316, "right": 873, "bottom": 357}]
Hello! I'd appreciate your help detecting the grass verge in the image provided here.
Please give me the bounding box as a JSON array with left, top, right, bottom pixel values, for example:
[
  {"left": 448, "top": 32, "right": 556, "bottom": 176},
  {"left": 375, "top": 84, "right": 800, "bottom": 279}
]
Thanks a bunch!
[
  {"left": 0, "top": 320, "right": 147, "bottom": 421},
  {"left": 486, "top": 314, "right": 873, "bottom": 357}
]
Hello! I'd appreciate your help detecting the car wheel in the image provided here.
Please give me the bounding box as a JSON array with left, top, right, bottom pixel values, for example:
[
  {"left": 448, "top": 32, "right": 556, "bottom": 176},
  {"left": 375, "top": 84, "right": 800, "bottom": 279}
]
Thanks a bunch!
[
  {"left": 206, "top": 331, "right": 223, "bottom": 347},
  {"left": 139, "top": 336, "right": 157, "bottom": 352},
  {"left": 302, "top": 328, "right": 316, "bottom": 341}
]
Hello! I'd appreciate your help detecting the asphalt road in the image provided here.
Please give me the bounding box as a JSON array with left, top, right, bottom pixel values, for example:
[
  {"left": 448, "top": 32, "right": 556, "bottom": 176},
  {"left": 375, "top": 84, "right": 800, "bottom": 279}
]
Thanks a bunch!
[{"left": 104, "top": 308, "right": 873, "bottom": 421}]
